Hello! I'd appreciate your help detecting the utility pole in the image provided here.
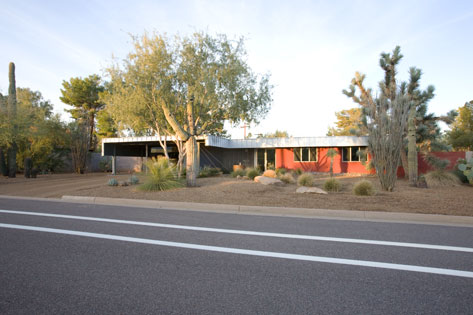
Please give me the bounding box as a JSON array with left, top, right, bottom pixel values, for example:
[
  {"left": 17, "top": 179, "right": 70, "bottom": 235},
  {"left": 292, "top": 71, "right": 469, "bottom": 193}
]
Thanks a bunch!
[{"left": 240, "top": 124, "right": 249, "bottom": 139}]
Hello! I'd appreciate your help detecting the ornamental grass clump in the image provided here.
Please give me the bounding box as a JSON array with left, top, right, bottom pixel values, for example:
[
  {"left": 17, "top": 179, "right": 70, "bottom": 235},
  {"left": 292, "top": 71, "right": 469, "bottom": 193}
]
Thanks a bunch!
[
  {"left": 323, "top": 178, "right": 341, "bottom": 192},
  {"left": 275, "top": 168, "right": 287, "bottom": 176},
  {"left": 297, "top": 173, "right": 314, "bottom": 187},
  {"left": 231, "top": 168, "right": 246, "bottom": 178},
  {"left": 246, "top": 168, "right": 260, "bottom": 180},
  {"left": 138, "top": 158, "right": 183, "bottom": 191},
  {"left": 353, "top": 180, "right": 375, "bottom": 196},
  {"left": 424, "top": 170, "right": 461, "bottom": 187},
  {"left": 279, "top": 172, "right": 295, "bottom": 184}
]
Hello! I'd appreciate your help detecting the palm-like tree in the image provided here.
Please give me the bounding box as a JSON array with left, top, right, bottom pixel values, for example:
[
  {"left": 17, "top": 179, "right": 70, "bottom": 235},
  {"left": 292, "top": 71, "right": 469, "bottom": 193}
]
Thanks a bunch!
[{"left": 326, "top": 148, "right": 339, "bottom": 178}]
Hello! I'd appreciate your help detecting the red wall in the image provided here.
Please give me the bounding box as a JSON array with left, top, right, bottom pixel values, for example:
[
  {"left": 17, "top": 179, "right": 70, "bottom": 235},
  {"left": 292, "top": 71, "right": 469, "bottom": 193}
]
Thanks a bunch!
[
  {"left": 275, "top": 148, "right": 373, "bottom": 174},
  {"left": 398, "top": 151, "right": 466, "bottom": 177}
]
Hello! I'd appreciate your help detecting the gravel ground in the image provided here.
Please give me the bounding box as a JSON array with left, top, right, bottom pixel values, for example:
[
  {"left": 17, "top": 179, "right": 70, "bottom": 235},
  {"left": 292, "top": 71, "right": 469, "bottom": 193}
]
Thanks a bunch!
[{"left": 0, "top": 172, "right": 472, "bottom": 216}]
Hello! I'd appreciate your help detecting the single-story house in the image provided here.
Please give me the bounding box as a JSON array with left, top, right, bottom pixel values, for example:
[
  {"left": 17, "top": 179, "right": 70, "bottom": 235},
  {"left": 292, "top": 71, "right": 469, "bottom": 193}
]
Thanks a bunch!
[{"left": 102, "top": 135, "right": 371, "bottom": 174}]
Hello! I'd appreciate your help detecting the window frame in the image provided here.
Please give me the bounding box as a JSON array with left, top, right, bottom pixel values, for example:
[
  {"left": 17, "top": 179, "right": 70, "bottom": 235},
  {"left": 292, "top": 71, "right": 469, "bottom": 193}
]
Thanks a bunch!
[
  {"left": 293, "top": 147, "right": 318, "bottom": 162},
  {"left": 342, "top": 146, "right": 362, "bottom": 162}
]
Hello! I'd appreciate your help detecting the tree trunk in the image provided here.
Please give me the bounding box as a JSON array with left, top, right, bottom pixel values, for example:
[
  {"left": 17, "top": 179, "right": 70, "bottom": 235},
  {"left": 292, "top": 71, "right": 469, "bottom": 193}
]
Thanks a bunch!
[
  {"left": 329, "top": 159, "right": 333, "bottom": 178},
  {"left": 0, "top": 148, "right": 8, "bottom": 176},
  {"left": 185, "top": 136, "right": 199, "bottom": 187},
  {"left": 407, "top": 106, "right": 417, "bottom": 186},
  {"left": 7, "top": 143, "right": 17, "bottom": 178},
  {"left": 400, "top": 149, "right": 408, "bottom": 179}
]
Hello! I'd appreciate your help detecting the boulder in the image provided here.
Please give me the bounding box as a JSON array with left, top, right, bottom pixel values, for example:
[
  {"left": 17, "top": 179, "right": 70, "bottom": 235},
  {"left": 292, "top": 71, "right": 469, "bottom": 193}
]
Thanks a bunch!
[
  {"left": 254, "top": 176, "right": 284, "bottom": 186},
  {"left": 296, "top": 186, "right": 328, "bottom": 194},
  {"left": 262, "top": 170, "right": 277, "bottom": 178}
]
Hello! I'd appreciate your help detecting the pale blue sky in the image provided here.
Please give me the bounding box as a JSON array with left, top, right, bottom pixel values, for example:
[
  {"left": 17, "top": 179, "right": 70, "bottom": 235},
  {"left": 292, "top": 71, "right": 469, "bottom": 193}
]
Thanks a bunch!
[{"left": 1, "top": 0, "right": 472, "bottom": 138}]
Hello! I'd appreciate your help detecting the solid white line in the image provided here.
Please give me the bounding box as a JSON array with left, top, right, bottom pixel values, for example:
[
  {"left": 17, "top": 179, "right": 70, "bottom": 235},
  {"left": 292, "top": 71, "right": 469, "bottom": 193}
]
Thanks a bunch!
[
  {"left": 1, "top": 209, "right": 472, "bottom": 253},
  {"left": 1, "top": 223, "right": 472, "bottom": 279}
]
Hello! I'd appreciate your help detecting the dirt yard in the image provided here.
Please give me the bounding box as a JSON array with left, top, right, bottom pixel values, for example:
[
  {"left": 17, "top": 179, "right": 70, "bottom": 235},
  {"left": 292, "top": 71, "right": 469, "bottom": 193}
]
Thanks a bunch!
[{"left": 0, "top": 172, "right": 472, "bottom": 216}]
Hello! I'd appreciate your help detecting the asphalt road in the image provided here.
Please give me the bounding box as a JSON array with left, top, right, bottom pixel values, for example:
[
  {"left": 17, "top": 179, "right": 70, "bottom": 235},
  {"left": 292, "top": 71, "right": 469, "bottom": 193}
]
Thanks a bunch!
[{"left": 0, "top": 197, "right": 472, "bottom": 314}]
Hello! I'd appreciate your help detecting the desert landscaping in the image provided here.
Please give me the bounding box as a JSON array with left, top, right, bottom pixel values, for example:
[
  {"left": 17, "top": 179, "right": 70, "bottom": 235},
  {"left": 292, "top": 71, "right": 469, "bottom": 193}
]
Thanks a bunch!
[{"left": 1, "top": 172, "right": 472, "bottom": 216}]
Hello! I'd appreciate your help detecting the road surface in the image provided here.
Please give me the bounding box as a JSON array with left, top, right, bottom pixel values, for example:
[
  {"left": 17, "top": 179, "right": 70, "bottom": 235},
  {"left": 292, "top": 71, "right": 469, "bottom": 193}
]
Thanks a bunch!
[{"left": 0, "top": 197, "right": 472, "bottom": 314}]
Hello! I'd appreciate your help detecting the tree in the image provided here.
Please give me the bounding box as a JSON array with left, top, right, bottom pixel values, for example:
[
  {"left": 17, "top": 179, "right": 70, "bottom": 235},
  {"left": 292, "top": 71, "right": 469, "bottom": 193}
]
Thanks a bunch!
[
  {"left": 326, "top": 148, "right": 338, "bottom": 177},
  {"left": 327, "top": 108, "right": 367, "bottom": 136},
  {"left": 7, "top": 62, "right": 18, "bottom": 177},
  {"left": 343, "top": 48, "right": 411, "bottom": 192},
  {"left": 107, "top": 32, "right": 273, "bottom": 186},
  {"left": 60, "top": 75, "right": 105, "bottom": 151},
  {"left": 447, "top": 101, "right": 473, "bottom": 150}
]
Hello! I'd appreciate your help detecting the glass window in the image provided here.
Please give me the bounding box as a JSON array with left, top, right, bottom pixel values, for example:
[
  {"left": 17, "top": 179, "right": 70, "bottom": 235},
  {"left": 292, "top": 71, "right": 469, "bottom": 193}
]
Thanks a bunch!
[
  {"left": 342, "top": 147, "right": 350, "bottom": 162},
  {"left": 301, "top": 148, "right": 309, "bottom": 162},
  {"left": 310, "top": 148, "right": 317, "bottom": 162},
  {"left": 293, "top": 148, "right": 301, "bottom": 162},
  {"left": 351, "top": 147, "right": 360, "bottom": 161}
]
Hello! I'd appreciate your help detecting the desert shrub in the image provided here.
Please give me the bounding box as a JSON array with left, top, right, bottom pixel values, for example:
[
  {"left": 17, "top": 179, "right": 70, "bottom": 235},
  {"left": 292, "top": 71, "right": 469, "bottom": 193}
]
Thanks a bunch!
[
  {"left": 297, "top": 173, "right": 314, "bottom": 187},
  {"left": 246, "top": 168, "right": 260, "bottom": 180},
  {"left": 295, "top": 168, "right": 303, "bottom": 176},
  {"left": 263, "top": 169, "right": 277, "bottom": 178},
  {"left": 199, "top": 166, "right": 221, "bottom": 178},
  {"left": 128, "top": 175, "right": 139, "bottom": 185},
  {"left": 138, "top": 158, "right": 183, "bottom": 191},
  {"left": 99, "top": 158, "right": 111, "bottom": 172},
  {"left": 323, "top": 178, "right": 341, "bottom": 192},
  {"left": 451, "top": 169, "right": 468, "bottom": 183},
  {"left": 279, "top": 173, "right": 295, "bottom": 184},
  {"left": 276, "top": 168, "right": 287, "bottom": 176},
  {"left": 424, "top": 170, "right": 461, "bottom": 187},
  {"left": 231, "top": 168, "right": 246, "bottom": 178},
  {"left": 108, "top": 178, "right": 118, "bottom": 186},
  {"left": 353, "top": 180, "right": 375, "bottom": 196}
]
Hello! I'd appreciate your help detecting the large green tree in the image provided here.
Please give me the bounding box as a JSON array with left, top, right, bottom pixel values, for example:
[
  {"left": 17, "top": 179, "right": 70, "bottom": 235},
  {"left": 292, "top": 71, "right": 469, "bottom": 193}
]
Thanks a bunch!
[
  {"left": 327, "top": 108, "right": 367, "bottom": 136},
  {"left": 60, "top": 74, "right": 105, "bottom": 151},
  {"left": 447, "top": 101, "right": 473, "bottom": 150},
  {"left": 106, "top": 32, "right": 273, "bottom": 186}
]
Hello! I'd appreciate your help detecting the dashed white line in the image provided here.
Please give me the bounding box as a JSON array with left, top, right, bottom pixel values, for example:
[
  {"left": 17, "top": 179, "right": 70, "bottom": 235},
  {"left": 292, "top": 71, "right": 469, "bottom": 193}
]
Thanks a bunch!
[
  {"left": 1, "top": 223, "right": 472, "bottom": 279},
  {"left": 0, "top": 209, "right": 472, "bottom": 253}
]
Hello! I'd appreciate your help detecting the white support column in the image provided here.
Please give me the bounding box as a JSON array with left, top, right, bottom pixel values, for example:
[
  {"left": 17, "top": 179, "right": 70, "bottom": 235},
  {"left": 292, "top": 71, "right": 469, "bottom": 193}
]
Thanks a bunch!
[{"left": 112, "top": 145, "right": 116, "bottom": 175}]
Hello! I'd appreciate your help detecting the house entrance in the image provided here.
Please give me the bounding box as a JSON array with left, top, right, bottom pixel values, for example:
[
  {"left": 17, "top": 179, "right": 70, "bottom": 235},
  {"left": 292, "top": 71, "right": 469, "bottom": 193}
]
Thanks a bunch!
[{"left": 256, "top": 149, "right": 275, "bottom": 171}]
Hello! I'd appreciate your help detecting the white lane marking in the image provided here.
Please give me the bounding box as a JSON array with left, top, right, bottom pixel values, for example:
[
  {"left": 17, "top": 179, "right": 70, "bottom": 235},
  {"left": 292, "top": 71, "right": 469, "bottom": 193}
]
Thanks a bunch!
[
  {"left": 1, "top": 209, "right": 472, "bottom": 253},
  {"left": 1, "top": 223, "right": 472, "bottom": 279}
]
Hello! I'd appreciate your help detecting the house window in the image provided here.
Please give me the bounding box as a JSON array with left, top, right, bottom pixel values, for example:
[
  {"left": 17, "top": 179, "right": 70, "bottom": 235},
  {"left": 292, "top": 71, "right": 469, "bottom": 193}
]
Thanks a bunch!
[
  {"left": 342, "top": 146, "right": 363, "bottom": 162},
  {"left": 293, "top": 148, "right": 317, "bottom": 162}
]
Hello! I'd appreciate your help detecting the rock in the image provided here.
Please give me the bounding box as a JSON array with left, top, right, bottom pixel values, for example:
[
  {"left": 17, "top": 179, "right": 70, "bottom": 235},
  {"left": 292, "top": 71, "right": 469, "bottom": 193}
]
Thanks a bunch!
[
  {"left": 254, "top": 176, "right": 284, "bottom": 186},
  {"left": 296, "top": 186, "right": 328, "bottom": 194},
  {"left": 262, "top": 170, "right": 277, "bottom": 178}
]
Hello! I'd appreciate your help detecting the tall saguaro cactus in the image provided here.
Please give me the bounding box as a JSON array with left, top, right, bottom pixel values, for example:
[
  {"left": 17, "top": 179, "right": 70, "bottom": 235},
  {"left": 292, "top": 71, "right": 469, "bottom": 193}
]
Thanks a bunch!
[{"left": 7, "top": 62, "right": 17, "bottom": 178}]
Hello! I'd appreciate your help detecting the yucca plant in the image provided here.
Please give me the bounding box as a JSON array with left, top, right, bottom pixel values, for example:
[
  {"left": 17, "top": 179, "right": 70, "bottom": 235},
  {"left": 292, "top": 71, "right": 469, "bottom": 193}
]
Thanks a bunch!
[{"left": 138, "top": 157, "right": 183, "bottom": 191}]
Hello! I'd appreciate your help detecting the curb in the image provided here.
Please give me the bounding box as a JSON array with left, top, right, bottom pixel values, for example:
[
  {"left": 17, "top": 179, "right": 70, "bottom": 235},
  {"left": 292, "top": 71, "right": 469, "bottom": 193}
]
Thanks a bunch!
[
  {"left": 0, "top": 194, "right": 471, "bottom": 227},
  {"left": 58, "top": 195, "right": 473, "bottom": 227}
]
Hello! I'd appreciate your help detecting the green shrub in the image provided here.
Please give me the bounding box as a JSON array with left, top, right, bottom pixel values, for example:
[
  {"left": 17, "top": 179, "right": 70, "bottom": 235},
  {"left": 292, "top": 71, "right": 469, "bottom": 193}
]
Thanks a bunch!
[
  {"left": 451, "top": 169, "right": 468, "bottom": 183},
  {"left": 231, "top": 168, "right": 246, "bottom": 178},
  {"left": 295, "top": 168, "right": 303, "bottom": 176},
  {"left": 297, "top": 173, "right": 314, "bottom": 187},
  {"left": 425, "top": 170, "right": 461, "bottom": 187},
  {"left": 279, "top": 173, "right": 295, "bottom": 184},
  {"left": 99, "top": 158, "right": 111, "bottom": 172},
  {"left": 246, "top": 168, "right": 260, "bottom": 180},
  {"left": 199, "top": 166, "right": 221, "bottom": 178},
  {"left": 128, "top": 175, "right": 139, "bottom": 185},
  {"left": 353, "top": 180, "right": 375, "bottom": 196},
  {"left": 108, "top": 178, "right": 118, "bottom": 186},
  {"left": 138, "top": 158, "right": 183, "bottom": 191},
  {"left": 275, "top": 168, "right": 287, "bottom": 176},
  {"left": 323, "top": 178, "right": 341, "bottom": 192}
]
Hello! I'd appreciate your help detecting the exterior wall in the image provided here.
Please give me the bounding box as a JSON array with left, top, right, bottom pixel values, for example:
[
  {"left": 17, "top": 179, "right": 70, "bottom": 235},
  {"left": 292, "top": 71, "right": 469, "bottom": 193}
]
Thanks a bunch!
[
  {"left": 398, "top": 151, "right": 466, "bottom": 177},
  {"left": 276, "top": 148, "right": 372, "bottom": 174}
]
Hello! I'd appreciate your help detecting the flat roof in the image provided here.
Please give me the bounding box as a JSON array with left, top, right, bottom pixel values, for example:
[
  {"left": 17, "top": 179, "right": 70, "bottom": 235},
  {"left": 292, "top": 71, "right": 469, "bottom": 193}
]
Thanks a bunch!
[{"left": 102, "top": 135, "right": 368, "bottom": 148}]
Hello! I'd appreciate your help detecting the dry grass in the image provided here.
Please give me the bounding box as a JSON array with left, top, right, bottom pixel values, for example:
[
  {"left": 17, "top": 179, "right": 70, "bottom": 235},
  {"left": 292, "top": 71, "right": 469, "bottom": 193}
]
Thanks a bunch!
[{"left": 425, "top": 170, "right": 461, "bottom": 187}]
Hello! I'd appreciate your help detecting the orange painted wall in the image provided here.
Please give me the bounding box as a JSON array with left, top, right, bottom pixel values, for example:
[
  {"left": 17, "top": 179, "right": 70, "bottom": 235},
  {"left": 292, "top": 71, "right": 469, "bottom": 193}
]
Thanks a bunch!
[
  {"left": 275, "top": 148, "right": 372, "bottom": 174},
  {"left": 397, "top": 151, "right": 466, "bottom": 177}
]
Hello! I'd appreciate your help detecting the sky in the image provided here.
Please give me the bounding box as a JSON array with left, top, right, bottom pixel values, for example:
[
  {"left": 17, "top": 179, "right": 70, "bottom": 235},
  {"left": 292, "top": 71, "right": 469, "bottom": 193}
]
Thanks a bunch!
[{"left": 1, "top": 0, "right": 472, "bottom": 139}]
